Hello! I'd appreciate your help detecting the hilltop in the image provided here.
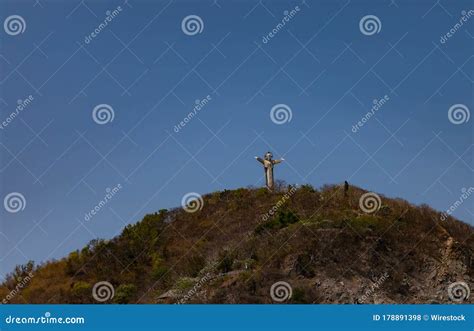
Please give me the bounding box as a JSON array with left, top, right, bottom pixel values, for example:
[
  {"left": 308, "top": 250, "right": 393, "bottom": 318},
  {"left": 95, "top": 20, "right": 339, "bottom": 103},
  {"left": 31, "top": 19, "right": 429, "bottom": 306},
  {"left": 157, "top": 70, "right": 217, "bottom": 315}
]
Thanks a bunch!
[{"left": 1, "top": 183, "right": 472, "bottom": 304}]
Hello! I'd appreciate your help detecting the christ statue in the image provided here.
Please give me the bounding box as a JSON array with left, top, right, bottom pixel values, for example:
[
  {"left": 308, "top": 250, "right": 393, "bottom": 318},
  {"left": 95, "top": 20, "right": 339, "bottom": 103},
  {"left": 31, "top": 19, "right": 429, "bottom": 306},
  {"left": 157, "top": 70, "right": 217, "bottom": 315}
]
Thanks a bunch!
[{"left": 255, "top": 152, "right": 284, "bottom": 191}]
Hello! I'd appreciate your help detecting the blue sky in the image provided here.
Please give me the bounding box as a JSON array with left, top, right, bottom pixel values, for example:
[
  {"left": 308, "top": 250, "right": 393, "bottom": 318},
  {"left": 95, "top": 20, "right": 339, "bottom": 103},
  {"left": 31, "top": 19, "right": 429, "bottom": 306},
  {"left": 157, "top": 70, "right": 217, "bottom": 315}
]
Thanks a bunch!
[{"left": 0, "top": 0, "right": 472, "bottom": 278}]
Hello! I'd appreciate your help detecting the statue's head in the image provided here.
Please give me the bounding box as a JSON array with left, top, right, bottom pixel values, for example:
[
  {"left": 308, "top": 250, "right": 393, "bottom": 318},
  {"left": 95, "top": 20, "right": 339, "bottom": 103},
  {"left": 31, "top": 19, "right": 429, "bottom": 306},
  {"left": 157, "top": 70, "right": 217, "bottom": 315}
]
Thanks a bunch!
[{"left": 264, "top": 151, "right": 273, "bottom": 161}]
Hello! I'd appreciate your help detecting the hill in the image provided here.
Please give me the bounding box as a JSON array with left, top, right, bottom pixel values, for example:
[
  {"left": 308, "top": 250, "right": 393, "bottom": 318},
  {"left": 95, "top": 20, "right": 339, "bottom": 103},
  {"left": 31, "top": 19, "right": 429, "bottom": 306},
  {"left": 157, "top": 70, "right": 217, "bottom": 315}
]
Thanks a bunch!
[{"left": 1, "top": 183, "right": 472, "bottom": 304}]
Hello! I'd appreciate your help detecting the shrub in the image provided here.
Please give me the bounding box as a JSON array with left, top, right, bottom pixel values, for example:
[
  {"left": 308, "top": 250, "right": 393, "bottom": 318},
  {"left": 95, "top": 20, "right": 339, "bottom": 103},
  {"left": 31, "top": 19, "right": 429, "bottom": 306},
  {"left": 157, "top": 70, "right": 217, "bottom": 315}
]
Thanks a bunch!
[
  {"left": 378, "top": 205, "right": 391, "bottom": 216},
  {"left": 300, "top": 184, "right": 316, "bottom": 193},
  {"left": 185, "top": 255, "right": 206, "bottom": 277},
  {"left": 176, "top": 277, "right": 195, "bottom": 291},
  {"left": 208, "top": 192, "right": 221, "bottom": 205},
  {"left": 255, "top": 210, "right": 300, "bottom": 234},
  {"left": 65, "top": 251, "right": 82, "bottom": 276},
  {"left": 152, "top": 266, "right": 168, "bottom": 280},
  {"left": 71, "top": 281, "right": 91, "bottom": 303},
  {"left": 277, "top": 210, "right": 299, "bottom": 227},
  {"left": 291, "top": 288, "right": 307, "bottom": 303},
  {"left": 255, "top": 187, "right": 269, "bottom": 198},
  {"left": 352, "top": 215, "right": 381, "bottom": 231},
  {"left": 217, "top": 251, "right": 234, "bottom": 273},
  {"left": 114, "top": 284, "right": 137, "bottom": 304},
  {"left": 151, "top": 253, "right": 169, "bottom": 280}
]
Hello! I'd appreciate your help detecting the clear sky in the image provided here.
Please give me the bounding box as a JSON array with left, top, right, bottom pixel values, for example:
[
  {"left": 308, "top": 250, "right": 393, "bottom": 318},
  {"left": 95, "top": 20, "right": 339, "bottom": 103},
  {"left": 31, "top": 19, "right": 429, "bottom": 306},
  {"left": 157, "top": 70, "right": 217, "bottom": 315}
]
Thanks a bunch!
[{"left": 0, "top": 0, "right": 472, "bottom": 279}]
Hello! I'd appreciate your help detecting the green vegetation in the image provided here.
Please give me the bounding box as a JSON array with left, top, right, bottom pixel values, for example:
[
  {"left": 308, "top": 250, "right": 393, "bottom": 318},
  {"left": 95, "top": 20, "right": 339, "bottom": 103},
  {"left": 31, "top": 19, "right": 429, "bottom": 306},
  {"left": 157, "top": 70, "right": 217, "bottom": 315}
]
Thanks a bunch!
[
  {"left": 291, "top": 288, "right": 307, "bottom": 303},
  {"left": 71, "top": 281, "right": 91, "bottom": 303},
  {"left": 114, "top": 284, "right": 137, "bottom": 304},
  {"left": 175, "top": 278, "right": 195, "bottom": 291},
  {"left": 255, "top": 210, "right": 300, "bottom": 234}
]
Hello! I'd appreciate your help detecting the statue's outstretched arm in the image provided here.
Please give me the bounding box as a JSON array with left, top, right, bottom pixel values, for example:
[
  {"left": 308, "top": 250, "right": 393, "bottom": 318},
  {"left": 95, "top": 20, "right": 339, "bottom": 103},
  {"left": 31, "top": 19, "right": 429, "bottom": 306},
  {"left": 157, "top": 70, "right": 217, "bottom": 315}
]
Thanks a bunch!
[
  {"left": 273, "top": 158, "right": 284, "bottom": 164},
  {"left": 255, "top": 157, "right": 264, "bottom": 164}
]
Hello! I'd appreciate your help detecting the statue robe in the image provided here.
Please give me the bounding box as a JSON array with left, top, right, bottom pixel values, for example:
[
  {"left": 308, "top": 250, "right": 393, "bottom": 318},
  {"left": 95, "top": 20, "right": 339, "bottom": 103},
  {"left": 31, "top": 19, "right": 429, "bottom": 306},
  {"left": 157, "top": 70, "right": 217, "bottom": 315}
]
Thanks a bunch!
[{"left": 256, "top": 157, "right": 282, "bottom": 190}]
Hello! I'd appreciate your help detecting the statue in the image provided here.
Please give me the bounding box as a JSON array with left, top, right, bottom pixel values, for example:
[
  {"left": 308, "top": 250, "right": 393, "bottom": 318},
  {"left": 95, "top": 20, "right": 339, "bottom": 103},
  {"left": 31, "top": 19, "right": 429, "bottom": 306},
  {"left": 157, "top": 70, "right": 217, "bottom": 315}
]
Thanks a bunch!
[{"left": 255, "top": 152, "right": 284, "bottom": 191}]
